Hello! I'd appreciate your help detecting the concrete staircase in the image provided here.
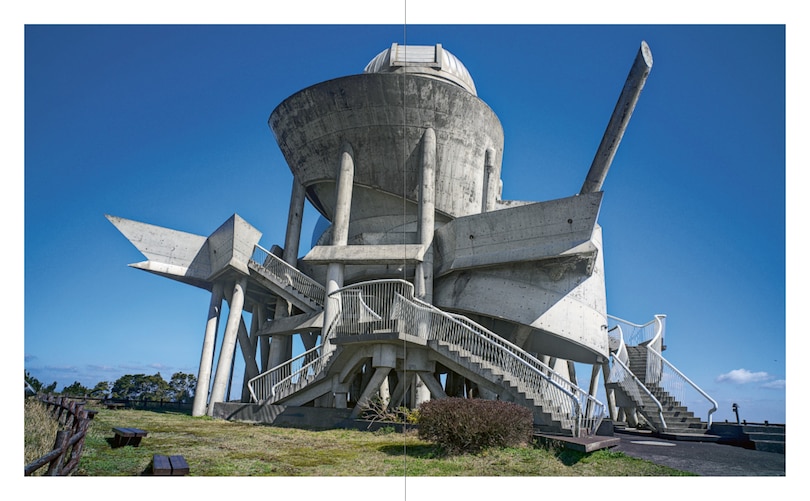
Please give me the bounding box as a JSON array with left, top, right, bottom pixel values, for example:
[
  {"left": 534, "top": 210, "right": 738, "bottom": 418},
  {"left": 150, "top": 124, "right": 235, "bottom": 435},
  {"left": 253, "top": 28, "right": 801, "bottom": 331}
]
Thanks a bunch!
[
  {"left": 711, "top": 422, "right": 786, "bottom": 454},
  {"left": 622, "top": 345, "right": 710, "bottom": 435},
  {"left": 246, "top": 273, "right": 601, "bottom": 437},
  {"left": 429, "top": 339, "right": 570, "bottom": 435}
]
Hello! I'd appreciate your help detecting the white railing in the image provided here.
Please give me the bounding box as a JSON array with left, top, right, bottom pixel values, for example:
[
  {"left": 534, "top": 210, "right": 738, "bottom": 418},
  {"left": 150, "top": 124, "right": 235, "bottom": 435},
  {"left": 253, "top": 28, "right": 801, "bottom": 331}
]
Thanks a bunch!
[
  {"left": 646, "top": 349, "right": 718, "bottom": 426},
  {"left": 250, "top": 245, "right": 326, "bottom": 306},
  {"left": 608, "top": 347, "right": 667, "bottom": 431},
  {"left": 332, "top": 279, "right": 605, "bottom": 436},
  {"left": 248, "top": 337, "right": 335, "bottom": 403},
  {"left": 607, "top": 314, "right": 665, "bottom": 349},
  {"left": 610, "top": 314, "right": 717, "bottom": 427},
  {"left": 249, "top": 276, "right": 607, "bottom": 435}
]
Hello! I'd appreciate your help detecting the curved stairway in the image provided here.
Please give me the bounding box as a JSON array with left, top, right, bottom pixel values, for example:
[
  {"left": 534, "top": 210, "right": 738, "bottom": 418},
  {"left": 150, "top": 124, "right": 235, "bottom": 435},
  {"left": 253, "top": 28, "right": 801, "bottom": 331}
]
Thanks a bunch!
[
  {"left": 606, "top": 315, "right": 717, "bottom": 438},
  {"left": 245, "top": 262, "right": 605, "bottom": 437}
]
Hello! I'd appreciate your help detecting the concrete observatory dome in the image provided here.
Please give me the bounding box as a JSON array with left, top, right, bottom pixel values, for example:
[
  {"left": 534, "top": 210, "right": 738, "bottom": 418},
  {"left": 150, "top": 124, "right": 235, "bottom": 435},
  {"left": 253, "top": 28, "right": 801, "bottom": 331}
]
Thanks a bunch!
[{"left": 268, "top": 43, "right": 504, "bottom": 253}]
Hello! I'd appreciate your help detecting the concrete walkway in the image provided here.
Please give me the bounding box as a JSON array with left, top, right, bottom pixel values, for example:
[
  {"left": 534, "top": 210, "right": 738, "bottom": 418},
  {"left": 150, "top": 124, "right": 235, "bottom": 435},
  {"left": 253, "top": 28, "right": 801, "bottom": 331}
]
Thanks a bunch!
[{"left": 611, "top": 429, "right": 785, "bottom": 476}]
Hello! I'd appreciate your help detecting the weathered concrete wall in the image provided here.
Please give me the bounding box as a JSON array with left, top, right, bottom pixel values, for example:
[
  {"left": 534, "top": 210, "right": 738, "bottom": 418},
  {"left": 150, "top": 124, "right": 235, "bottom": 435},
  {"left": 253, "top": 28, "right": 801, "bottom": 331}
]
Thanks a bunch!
[
  {"left": 269, "top": 73, "right": 504, "bottom": 226},
  {"left": 433, "top": 224, "right": 608, "bottom": 364},
  {"left": 206, "top": 214, "right": 262, "bottom": 280}
]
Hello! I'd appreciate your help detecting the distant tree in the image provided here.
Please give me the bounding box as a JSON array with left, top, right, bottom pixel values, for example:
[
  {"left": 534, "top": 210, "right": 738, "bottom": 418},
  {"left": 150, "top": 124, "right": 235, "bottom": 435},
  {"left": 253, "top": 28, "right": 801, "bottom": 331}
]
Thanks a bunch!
[
  {"left": 111, "top": 373, "right": 170, "bottom": 401},
  {"left": 89, "top": 381, "right": 112, "bottom": 399},
  {"left": 168, "top": 372, "right": 197, "bottom": 403},
  {"left": 61, "top": 381, "right": 89, "bottom": 397},
  {"left": 25, "top": 370, "right": 57, "bottom": 394}
]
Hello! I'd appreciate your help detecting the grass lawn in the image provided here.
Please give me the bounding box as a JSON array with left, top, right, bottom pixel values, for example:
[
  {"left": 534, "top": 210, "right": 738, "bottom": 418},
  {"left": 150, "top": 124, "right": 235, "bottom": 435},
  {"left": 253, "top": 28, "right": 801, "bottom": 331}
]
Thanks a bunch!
[{"left": 73, "top": 407, "right": 693, "bottom": 477}]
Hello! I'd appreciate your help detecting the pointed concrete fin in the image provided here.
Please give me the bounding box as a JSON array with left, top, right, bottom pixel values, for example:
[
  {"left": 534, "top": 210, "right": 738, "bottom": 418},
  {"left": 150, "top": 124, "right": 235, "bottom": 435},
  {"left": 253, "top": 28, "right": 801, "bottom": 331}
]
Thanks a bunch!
[{"left": 105, "top": 214, "right": 211, "bottom": 279}]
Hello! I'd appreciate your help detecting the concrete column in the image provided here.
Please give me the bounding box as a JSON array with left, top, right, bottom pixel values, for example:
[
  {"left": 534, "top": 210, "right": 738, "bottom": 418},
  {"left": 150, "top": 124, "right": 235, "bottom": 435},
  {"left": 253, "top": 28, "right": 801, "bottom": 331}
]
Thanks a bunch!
[
  {"left": 208, "top": 277, "right": 248, "bottom": 415},
  {"left": 602, "top": 360, "right": 618, "bottom": 421},
  {"left": 415, "top": 128, "right": 436, "bottom": 303},
  {"left": 257, "top": 308, "right": 269, "bottom": 373},
  {"left": 417, "top": 372, "right": 447, "bottom": 399},
  {"left": 192, "top": 281, "right": 224, "bottom": 417},
  {"left": 586, "top": 363, "right": 601, "bottom": 417},
  {"left": 482, "top": 147, "right": 499, "bottom": 212},
  {"left": 267, "top": 177, "right": 307, "bottom": 369},
  {"left": 351, "top": 367, "right": 393, "bottom": 418},
  {"left": 323, "top": 142, "right": 355, "bottom": 337},
  {"left": 238, "top": 316, "right": 260, "bottom": 402}
]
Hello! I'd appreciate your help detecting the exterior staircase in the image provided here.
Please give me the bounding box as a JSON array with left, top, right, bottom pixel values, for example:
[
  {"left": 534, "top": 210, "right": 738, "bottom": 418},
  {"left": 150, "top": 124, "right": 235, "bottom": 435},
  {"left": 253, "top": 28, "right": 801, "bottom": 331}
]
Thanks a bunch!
[
  {"left": 247, "top": 274, "right": 605, "bottom": 437},
  {"left": 606, "top": 315, "right": 717, "bottom": 439},
  {"left": 626, "top": 345, "right": 708, "bottom": 435},
  {"left": 429, "top": 339, "right": 569, "bottom": 435}
]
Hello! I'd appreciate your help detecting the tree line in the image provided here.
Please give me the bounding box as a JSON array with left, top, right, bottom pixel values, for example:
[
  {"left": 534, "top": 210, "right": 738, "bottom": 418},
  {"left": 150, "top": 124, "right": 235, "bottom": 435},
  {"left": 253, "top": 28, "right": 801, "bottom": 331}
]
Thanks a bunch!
[{"left": 25, "top": 370, "right": 197, "bottom": 403}]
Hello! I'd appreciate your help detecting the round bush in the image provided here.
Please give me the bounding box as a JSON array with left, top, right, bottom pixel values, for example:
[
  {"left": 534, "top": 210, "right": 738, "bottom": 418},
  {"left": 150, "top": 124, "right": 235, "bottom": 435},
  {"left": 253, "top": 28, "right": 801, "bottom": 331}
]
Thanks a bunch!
[{"left": 417, "top": 397, "right": 533, "bottom": 454}]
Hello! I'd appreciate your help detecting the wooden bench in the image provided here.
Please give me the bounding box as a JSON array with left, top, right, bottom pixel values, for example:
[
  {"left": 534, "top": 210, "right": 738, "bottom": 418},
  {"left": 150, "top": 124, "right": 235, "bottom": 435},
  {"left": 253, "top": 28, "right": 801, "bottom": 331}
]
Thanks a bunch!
[
  {"left": 111, "top": 427, "right": 147, "bottom": 447},
  {"left": 152, "top": 454, "right": 189, "bottom": 476},
  {"left": 104, "top": 402, "right": 125, "bottom": 410}
]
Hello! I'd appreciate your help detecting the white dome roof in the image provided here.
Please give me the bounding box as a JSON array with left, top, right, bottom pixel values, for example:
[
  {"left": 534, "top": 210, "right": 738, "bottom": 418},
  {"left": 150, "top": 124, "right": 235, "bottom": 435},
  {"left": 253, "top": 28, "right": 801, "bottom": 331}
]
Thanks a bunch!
[{"left": 364, "top": 43, "right": 477, "bottom": 95}]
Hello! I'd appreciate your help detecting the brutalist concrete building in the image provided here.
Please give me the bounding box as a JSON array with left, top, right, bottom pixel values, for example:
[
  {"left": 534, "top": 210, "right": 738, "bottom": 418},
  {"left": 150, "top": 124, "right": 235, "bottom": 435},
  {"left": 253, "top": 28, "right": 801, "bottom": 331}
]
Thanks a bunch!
[{"left": 110, "top": 41, "right": 718, "bottom": 438}]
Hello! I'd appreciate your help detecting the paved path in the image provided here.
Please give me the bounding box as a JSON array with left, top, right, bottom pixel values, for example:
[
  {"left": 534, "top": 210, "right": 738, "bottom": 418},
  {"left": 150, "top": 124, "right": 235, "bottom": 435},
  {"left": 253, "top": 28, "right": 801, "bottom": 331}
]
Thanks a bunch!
[{"left": 611, "top": 430, "right": 785, "bottom": 476}]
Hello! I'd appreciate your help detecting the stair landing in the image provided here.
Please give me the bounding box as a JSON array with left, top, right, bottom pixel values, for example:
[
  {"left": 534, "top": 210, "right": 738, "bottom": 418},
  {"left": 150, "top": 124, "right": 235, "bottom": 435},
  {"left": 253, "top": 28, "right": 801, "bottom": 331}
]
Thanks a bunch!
[{"left": 535, "top": 433, "right": 620, "bottom": 453}]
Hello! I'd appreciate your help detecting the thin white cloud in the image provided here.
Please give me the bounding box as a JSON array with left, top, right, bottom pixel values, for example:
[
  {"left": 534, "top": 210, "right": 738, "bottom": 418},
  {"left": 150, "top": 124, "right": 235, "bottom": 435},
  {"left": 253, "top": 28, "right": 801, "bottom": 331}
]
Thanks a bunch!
[
  {"left": 761, "top": 379, "right": 786, "bottom": 390},
  {"left": 716, "top": 368, "right": 771, "bottom": 384}
]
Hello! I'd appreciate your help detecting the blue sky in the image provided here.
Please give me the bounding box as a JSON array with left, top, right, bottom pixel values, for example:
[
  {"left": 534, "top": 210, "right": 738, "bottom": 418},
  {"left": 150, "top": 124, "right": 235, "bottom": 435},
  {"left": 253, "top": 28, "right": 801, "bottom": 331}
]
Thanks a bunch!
[{"left": 15, "top": 8, "right": 794, "bottom": 431}]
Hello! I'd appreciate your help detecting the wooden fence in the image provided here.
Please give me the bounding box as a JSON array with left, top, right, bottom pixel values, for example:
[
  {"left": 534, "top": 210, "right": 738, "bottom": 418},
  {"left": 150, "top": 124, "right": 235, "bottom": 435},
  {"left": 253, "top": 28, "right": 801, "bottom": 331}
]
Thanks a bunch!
[{"left": 25, "top": 395, "right": 93, "bottom": 476}]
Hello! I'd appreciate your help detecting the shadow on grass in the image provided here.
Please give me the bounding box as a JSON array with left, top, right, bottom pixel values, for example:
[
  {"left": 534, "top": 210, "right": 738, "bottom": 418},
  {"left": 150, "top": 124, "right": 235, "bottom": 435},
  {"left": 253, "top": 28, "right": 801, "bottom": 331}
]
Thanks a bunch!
[
  {"left": 554, "top": 449, "right": 587, "bottom": 466},
  {"left": 378, "top": 444, "right": 445, "bottom": 459}
]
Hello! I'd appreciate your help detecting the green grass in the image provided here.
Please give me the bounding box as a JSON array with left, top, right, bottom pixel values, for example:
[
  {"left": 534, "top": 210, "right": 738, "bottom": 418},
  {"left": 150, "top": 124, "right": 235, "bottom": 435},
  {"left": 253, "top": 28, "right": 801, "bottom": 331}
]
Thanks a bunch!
[{"left": 74, "top": 407, "right": 694, "bottom": 476}]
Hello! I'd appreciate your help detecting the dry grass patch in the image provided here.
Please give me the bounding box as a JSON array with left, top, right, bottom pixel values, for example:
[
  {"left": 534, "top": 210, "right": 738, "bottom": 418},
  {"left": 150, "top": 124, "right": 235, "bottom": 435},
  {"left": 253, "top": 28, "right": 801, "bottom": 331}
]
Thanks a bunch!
[{"left": 74, "top": 407, "right": 692, "bottom": 476}]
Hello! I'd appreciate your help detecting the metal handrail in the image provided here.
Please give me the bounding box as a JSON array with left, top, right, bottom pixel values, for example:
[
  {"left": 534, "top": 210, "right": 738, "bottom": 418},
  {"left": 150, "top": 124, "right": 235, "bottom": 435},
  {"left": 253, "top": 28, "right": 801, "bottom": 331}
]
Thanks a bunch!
[
  {"left": 610, "top": 313, "right": 717, "bottom": 427},
  {"left": 331, "top": 279, "right": 604, "bottom": 436},
  {"left": 249, "top": 276, "right": 606, "bottom": 435},
  {"left": 247, "top": 340, "right": 332, "bottom": 403},
  {"left": 646, "top": 349, "right": 718, "bottom": 426},
  {"left": 607, "top": 314, "right": 665, "bottom": 348},
  {"left": 608, "top": 353, "right": 667, "bottom": 431},
  {"left": 250, "top": 244, "right": 326, "bottom": 306}
]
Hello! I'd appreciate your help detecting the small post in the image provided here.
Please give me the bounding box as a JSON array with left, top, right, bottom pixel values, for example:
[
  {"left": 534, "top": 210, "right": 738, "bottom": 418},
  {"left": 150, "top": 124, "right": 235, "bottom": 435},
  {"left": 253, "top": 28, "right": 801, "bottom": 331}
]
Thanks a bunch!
[{"left": 732, "top": 402, "right": 740, "bottom": 424}]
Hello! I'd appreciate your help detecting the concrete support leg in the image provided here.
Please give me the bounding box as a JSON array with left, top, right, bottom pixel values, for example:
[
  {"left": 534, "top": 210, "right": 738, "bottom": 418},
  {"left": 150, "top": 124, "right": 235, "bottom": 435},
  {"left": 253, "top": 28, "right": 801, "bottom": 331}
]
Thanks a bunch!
[
  {"left": 602, "top": 360, "right": 618, "bottom": 421},
  {"left": 192, "top": 281, "right": 223, "bottom": 417},
  {"left": 586, "top": 363, "right": 601, "bottom": 417},
  {"left": 389, "top": 371, "right": 408, "bottom": 408},
  {"left": 445, "top": 372, "right": 464, "bottom": 397},
  {"left": 415, "top": 128, "right": 436, "bottom": 303},
  {"left": 208, "top": 277, "right": 247, "bottom": 415},
  {"left": 266, "top": 176, "right": 308, "bottom": 372},
  {"left": 417, "top": 372, "right": 447, "bottom": 400},
  {"left": 267, "top": 328, "right": 292, "bottom": 369},
  {"left": 333, "top": 375, "right": 350, "bottom": 409},
  {"left": 238, "top": 316, "right": 260, "bottom": 402},
  {"left": 350, "top": 367, "right": 392, "bottom": 418},
  {"left": 482, "top": 147, "right": 500, "bottom": 212},
  {"left": 379, "top": 375, "right": 391, "bottom": 406},
  {"left": 567, "top": 360, "right": 578, "bottom": 386},
  {"left": 323, "top": 142, "right": 355, "bottom": 341}
]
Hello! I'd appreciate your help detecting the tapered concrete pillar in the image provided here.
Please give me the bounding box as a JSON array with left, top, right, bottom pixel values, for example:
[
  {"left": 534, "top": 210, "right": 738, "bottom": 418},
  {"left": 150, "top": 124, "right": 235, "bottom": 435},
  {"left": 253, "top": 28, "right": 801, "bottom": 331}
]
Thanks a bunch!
[
  {"left": 586, "top": 363, "right": 601, "bottom": 417},
  {"left": 238, "top": 316, "right": 260, "bottom": 402},
  {"left": 602, "top": 360, "right": 618, "bottom": 421},
  {"left": 208, "top": 277, "right": 247, "bottom": 415},
  {"left": 350, "top": 366, "right": 393, "bottom": 418},
  {"left": 415, "top": 128, "right": 436, "bottom": 303},
  {"left": 268, "top": 178, "right": 307, "bottom": 369},
  {"left": 323, "top": 143, "right": 355, "bottom": 336},
  {"left": 482, "top": 147, "right": 499, "bottom": 212},
  {"left": 192, "top": 281, "right": 224, "bottom": 417}
]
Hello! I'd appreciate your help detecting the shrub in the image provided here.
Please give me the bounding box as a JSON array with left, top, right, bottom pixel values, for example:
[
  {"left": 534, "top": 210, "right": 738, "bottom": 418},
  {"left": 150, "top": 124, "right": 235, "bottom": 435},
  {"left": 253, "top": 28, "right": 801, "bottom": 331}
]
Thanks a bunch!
[{"left": 417, "top": 398, "right": 533, "bottom": 454}]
